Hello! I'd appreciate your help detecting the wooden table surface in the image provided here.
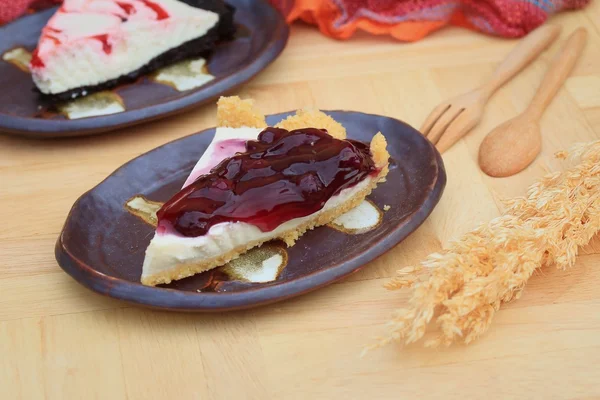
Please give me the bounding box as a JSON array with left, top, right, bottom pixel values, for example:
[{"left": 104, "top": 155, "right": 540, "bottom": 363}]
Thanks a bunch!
[{"left": 2, "top": 3, "right": 600, "bottom": 399}]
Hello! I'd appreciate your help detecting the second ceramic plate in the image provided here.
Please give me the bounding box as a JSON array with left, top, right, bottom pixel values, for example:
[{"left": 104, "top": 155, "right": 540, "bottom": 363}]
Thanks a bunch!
[
  {"left": 0, "top": 0, "right": 288, "bottom": 138},
  {"left": 56, "top": 111, "right": 446, "bottom": 311}
]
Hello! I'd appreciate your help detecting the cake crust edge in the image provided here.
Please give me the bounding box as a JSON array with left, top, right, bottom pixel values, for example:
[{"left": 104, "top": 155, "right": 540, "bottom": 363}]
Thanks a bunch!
[{"left": 216, "top": 96, "right": 267, "bottom": 128}]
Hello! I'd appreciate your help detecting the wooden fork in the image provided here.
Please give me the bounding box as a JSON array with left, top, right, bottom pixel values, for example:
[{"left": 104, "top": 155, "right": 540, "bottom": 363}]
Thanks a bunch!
[{"left": 421, "top": 24, "right": 561, "bottom": 153}]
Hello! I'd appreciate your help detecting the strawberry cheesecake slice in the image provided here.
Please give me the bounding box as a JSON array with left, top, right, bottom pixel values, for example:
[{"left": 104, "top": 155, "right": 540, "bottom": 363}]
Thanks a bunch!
[
  {"left": 141, "top": 97, "right": 390, "bottom": 286},
  {"left": 30, "top": 0, "right": 235, "bottom": 101}
]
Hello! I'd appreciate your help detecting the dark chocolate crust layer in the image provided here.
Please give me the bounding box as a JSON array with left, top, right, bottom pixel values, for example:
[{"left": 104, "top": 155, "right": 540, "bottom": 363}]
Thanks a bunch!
[{"left": 38, "top": 1, "right": 235, "bottom": 104}]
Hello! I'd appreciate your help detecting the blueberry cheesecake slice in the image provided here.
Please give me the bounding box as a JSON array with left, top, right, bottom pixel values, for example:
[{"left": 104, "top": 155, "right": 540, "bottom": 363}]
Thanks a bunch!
[{"left": 141, "top": 96, "right": 390, "bottom": 286}]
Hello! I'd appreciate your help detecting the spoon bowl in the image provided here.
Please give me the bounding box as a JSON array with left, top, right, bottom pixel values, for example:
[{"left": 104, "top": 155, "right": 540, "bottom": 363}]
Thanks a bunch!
[
  {"left": 478, "top": 28, "right": 588, "bottom": 177},
  {"left": 479, "top": 115, "right": 542, "bottom": 177}
]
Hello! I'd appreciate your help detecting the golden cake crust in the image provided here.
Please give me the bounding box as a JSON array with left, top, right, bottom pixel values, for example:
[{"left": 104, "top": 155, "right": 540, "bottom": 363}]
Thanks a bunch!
[
  {"left": 275, "top": 109, "right": 347, "bottom": 139},
  {"left": 216, "top": 96, "right": 267, "bottom": 128},
  {"left": 370, "top": 132, "right": 389, "bottom": 171}
]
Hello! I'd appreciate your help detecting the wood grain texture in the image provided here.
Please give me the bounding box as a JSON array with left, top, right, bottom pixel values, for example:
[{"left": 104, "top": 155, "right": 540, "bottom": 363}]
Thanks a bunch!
[{"left": 1, "top": 3, "right": 599, "bottom": 398}]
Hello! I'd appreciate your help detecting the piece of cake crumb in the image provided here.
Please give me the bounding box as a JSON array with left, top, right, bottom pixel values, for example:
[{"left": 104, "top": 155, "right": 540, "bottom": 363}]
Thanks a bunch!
[
  {"left": 383, "top": 205, "right": 391, "bottom": 211},
  {"left": 217, "top": 96, "right": 267, "bottom": 128},
  {"left": 276, "top": 109, "right": 347, "bottom": 139},
  {"left": 555, "top": 150, "right": 568, "bottom": 160}
]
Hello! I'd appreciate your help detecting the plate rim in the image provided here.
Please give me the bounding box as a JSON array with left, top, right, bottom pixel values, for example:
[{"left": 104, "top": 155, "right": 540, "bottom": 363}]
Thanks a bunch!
[
  {"left": 55, "top": 110, "right": 447, "bottom": 311},
  {"left": 0, "top": 0, "right": 289, "bottom": 138}
]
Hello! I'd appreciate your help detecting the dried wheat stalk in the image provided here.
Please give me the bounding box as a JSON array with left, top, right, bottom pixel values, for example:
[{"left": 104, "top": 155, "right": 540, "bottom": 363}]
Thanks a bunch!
[{"left": 369, "top": 141, "right": 600, "bottom": 351}]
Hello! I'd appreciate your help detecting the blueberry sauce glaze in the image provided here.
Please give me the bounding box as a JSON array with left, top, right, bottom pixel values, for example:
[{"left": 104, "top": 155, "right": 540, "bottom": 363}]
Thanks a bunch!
[{"left": 157, "top": 127, "right": 378, "bottom": 237}]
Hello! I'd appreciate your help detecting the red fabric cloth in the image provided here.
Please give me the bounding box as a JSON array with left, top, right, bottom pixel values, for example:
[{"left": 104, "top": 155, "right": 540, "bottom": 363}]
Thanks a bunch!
[
  {"left": 0, "top": 0, "right": 60, "bottom": 24},
  {"left": 269, "top": 0, "right": 592, "bottom": 41},
  {"left": 1, "top": 0, "right": 591, "bottom": 41}
]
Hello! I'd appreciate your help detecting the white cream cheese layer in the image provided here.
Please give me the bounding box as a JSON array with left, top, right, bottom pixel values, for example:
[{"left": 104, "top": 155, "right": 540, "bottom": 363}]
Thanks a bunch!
[
  {"left": 183, "top": 126, "right": 263, "bottom": 187},
  {"left": 141, "top": 126, "right": 375, "bottom": 281},
  {"left": 31, "top": 0, "right": 219, "bottom": 94}
]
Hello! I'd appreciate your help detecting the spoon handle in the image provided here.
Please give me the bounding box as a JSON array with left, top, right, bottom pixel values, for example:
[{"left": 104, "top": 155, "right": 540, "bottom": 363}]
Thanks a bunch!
[
  {"left": 525, "top": 28, "right": 588, "bottom": 120},
  {"left": 481, "top": 24, "right": 561, "bottom": 98}
]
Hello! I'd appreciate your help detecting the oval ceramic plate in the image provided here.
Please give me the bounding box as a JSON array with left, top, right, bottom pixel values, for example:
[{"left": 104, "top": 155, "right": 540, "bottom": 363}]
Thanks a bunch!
[
  {"left": 56, "top": 111, "right": 446, "bottom": 311},
  {"left": 0, "top": 0, "right": 288, "bottom": 138}
]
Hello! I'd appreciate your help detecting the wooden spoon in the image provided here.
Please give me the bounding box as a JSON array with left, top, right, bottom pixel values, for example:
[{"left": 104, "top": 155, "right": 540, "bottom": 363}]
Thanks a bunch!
[{"left": 478, "top": 27, "right": 588, "bottom": 177}]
